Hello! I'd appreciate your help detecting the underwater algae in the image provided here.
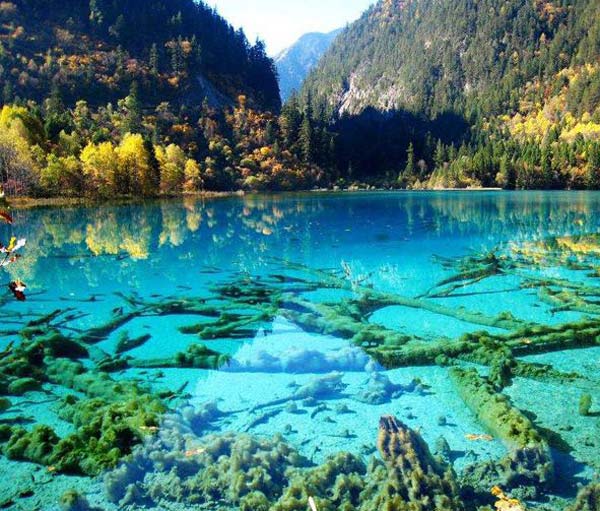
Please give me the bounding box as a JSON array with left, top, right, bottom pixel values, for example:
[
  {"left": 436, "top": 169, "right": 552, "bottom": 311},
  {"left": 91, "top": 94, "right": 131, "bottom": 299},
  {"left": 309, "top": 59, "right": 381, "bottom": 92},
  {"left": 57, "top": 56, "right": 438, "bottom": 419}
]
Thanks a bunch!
[
  {"left": 100, "top": 414, "right": 464, "bottom": 511},
  {"left": 1, "top": 198, "right": 600, "bottom": 510}
]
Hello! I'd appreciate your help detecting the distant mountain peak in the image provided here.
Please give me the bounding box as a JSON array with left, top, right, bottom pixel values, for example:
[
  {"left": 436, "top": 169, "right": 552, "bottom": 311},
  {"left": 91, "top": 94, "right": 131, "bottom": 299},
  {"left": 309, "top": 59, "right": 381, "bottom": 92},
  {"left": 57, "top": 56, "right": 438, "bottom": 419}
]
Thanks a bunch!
[{"left": 275, "top": 28, "right": 342, "bottom": 102}]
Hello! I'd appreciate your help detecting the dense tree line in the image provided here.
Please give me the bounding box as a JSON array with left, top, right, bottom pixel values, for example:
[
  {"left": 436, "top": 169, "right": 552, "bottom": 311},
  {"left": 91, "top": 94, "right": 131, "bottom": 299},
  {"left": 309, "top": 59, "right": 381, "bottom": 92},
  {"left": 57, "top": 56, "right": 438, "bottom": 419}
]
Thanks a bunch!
[
  {"left": 1, "top": 0, "right": 280, "bottom": 111},
  {"left": 2, "top": 0, "right": 600, "bottom": 194},
  {"left": 0, "top": 89, "right": 325, "bottom": 196},
  {"left": 0, "top": 0, "right": 327, "bottom": 196},
  {"left": 297, "top": 0, "right": 600, "bottom": 189}
]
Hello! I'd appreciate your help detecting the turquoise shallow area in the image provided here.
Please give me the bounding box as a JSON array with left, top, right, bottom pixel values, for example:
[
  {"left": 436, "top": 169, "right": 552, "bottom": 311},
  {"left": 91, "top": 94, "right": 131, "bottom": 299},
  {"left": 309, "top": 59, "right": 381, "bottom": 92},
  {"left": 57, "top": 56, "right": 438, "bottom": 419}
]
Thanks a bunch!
[{"left": 1, "top": 191, "right": 600, "bottom": 510}]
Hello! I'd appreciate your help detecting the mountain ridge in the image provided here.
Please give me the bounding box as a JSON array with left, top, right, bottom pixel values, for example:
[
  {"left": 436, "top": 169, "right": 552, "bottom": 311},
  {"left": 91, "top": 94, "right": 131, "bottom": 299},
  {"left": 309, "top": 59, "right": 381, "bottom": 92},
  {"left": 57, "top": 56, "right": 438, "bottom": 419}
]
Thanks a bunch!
[
  {"left": 275, "top": 28, "right": 342, "bottom": 102},
  {"left": 2, "top": 0, "right": 280, "bottom": 111},
  {"left": 300, "top": 0, "right": 600, "bottom": 189},
  {"left": 0, "top": 0, "right": 330, "bottom": 198}
]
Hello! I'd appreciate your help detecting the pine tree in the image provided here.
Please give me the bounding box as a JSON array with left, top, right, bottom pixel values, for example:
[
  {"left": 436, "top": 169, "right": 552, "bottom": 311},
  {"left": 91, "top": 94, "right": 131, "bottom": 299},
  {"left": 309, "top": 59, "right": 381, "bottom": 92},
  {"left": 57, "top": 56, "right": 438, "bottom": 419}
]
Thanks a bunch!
[
  {"left": 299, "top": 114, "right": 313, "bottom": 163},
  {"left": 265, "top": 120, "right": 277, "bottom": 146},
  {"left": 115, "top": 45, "right": 126, "bottom": 77},
  {"left": 299, "top": 93, "right": 314, "bottom": 163},
  {"left": 279, "top": 94, "right": 302, "bottom": 150},
  {"left": 89, "top": 0, "right": 104, "bottom": 28},
  {"left": 43, "top": 86, "right": 72, "bottom": 141},
  {"left": 121, "top": 81, "right": 143, "bottom": 134},
  {"left": 399, "top": 142, "right": 416, "bottom": 186},
  {"left": 109, "top": 14, "right": 126, "bottom": 42},
  {"left": 171, "top": 40, "right": 182, "bottom": 74},
  {"left": 586, "top": 143, "right": 600, "bottom": 189},
  {"left": 2, "top": 82, "right": 13, "bottom": 104},
  {"left": 149, "top": 44, "right": 159, "bottom": 76},
  {"left": 499, "top": 155, "right": 516, "bottom": 190},
  {"left": 541, "top": 143, "right": 554, "bottom": 189},
  {"left": 190, "top": 36, "right": 202, "bottom": 68},
  {"left": 433, "top": 139, "right": 446, "bottom": 171},
  {"left": 45, "top": 85, "right": 64, "bottom": 117}
]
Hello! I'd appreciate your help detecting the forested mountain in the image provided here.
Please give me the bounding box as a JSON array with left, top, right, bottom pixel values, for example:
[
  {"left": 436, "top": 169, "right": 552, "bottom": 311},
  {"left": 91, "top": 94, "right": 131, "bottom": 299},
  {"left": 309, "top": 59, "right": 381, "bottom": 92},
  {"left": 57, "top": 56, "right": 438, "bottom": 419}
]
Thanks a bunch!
[
  {"left": 299, "top": 0, "right": 600, "bottom": 189},
  {"left": 2, "top": 0, "right": 280, "bottom": 110},
  {"left": 275, "top": 28, "right": 341, "bottom": 102},
  {"left": 0, "top": 0, "right": 330, "bottom": 196},
  {"left": 3, "top": 0, "right": 600, "bottom": 196}
]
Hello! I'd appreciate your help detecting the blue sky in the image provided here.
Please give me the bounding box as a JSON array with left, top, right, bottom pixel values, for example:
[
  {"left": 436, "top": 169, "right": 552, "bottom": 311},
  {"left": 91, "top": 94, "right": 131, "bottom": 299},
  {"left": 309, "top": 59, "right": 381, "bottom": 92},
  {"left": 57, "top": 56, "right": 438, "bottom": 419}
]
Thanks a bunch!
[{"left": 207, "top": 0, "right": 374, "bottom": 55}]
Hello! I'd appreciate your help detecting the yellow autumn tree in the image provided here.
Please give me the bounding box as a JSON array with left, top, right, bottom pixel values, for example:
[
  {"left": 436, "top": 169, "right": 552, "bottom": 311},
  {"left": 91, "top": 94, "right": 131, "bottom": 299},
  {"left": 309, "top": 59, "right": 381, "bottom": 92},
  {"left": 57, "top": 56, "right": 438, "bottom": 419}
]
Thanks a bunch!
[
  {"left": 183, "top": 158, "right": 202, "bottom": 192},
  {"left": 117, "top": 133, "right": 157, "bottom": 196},
  {"left": 156, "top": 143, "right": 186, "bottom": 194},
  {"left": 0, "top": 105, "right": 41, "bottom": 194},
  {"left": 80, "top": 141, "right": 119, "bottom": 196},
  {"left": 41, "top": 154, "right": 82, "bottom": 196}
]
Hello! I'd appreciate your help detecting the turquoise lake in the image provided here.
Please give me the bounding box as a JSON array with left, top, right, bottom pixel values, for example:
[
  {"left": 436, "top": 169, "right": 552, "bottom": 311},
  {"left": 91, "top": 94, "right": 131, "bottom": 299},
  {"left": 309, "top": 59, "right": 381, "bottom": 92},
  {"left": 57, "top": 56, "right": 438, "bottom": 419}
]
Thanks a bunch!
[{"left": 0, "top": 191, "right": 599, "bottom": 510}]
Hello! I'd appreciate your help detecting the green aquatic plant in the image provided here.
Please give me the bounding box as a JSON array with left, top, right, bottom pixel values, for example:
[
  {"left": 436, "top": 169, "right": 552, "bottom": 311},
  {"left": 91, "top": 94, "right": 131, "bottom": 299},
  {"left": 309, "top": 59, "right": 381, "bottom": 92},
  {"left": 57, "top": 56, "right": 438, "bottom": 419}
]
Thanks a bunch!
[
  {"left": 101, "top": 343, "right": 233, "bottom": 371},
  {"left": 434, "top": 436, "right": 452, "bottom": 463},
  {"left": 0, "top": 390, "right": 164, "bottom": 475},
  {"left": 0, "top": 397, "right": 11, "bottom": 412},
  {"left": 579, "top": 394, "right": 593, "bottom": 416},
  {"left": 0, "top": 333, "right": 167, "bottom": 475},
  {"left": 0, "top": 337, "right": 46, "bottom": 394},
  {"left": 449, "top": 368, "right": 547, "bottom": 450},
  {"left": 240, "top": 491, "right": 271, "bottom": 511},
  {"left": 422, "top": 251, "right": 506, "bottom": 299},
  {"left": 104, "top": 415, "right": 465, "bottom": 511},
  {"left": 114, "top": 331, "right": 151, "bottom": 355},
  {"left": 173, "top": 343, "right": 232, "bottom": 369},
  {"left": 450, "top": 368, "right": 554, "bottom": 496},
  {"left": 7, "top": 376, "right": 42, "bottom": 395},
  {"left": 0, "top": 298, "right": 234, "bottom": 475},
  {"left": 106, "top": 432, "right": 309, "bottom": 506},
  {"left": 2, "top": 228, "right": 600, "bottom": 506},
  {"left": 58, "top": 489, "right": 94, "bottom": 511},
  {"left": 369, "top": 415, "right": 464, "bottom": 510},
  {"left": 567, "top": 483, "right": 600, "bottom": 511},
  {"left": 2, "top": 424, "right": 58, "bottom": 465},
  {"left": 272, "top": 452, "right": 368, "bottom": 511}
]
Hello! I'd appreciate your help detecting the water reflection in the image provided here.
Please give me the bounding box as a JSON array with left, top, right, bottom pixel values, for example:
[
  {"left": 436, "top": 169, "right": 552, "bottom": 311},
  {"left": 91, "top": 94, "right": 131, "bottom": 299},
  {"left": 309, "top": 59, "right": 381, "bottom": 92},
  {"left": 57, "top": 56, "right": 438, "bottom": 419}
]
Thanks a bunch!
[{"left": 3, "top": 192, "right": 600, "bottom": 291}]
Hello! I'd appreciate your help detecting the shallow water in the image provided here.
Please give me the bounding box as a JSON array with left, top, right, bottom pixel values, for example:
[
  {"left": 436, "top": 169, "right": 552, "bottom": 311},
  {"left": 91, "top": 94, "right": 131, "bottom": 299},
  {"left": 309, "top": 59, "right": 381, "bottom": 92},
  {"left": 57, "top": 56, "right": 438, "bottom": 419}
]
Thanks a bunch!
[{"left": 1, "top": 191, "right": 599, "bottom": 510}]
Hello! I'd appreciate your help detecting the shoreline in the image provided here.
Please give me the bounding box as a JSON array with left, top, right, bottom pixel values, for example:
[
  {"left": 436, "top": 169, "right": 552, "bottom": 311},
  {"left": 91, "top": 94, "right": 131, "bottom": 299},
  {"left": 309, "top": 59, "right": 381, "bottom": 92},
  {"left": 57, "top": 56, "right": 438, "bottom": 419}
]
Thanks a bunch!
[
  {"left": 5, "top": 191, "right": 245, "bottom": 209},
  {"left": 5, "top": 187, "right": 587, "bottom": 209}
]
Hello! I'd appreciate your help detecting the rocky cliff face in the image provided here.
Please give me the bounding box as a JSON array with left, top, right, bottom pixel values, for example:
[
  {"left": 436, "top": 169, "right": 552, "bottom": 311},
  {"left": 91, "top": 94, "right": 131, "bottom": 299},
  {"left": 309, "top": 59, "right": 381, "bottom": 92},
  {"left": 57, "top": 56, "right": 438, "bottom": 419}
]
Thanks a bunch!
[{"left": 302, "top": 0, "right": 599, "bottom": 119}]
